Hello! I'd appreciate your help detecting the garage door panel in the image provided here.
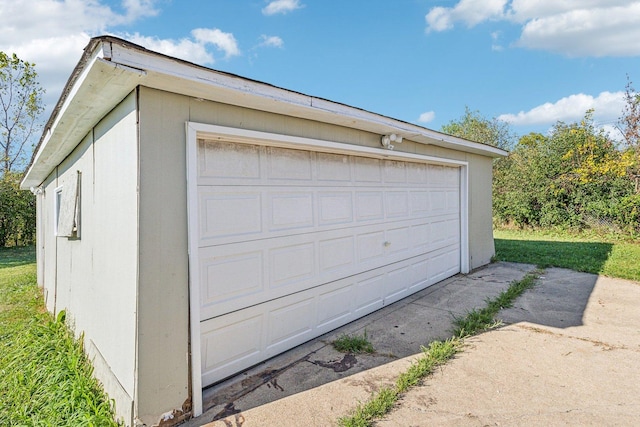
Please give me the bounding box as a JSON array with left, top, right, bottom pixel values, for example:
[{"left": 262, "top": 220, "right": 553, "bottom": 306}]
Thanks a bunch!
[
  {"left": 429, "top": 217, "right": 460, "bottom": 249},
  {"left": 266, "top": 146, "right": 313, "bottom": 181},
  {"left": 386, "top": 226, "right": 411, "bottom": 255},
  {"left": 355, "top": 274, "right": 385, "bottom": 315},
  {"left": 356, "top": 231, "right": 385, "bottom": 263},
  {"left": 429, "top": 247, "right": 461, "bottom": 283},
  {"left": 197, "top": 186, "right": 455, "bottom": 247},
  {"left": 355, "top": 191, "right": 384, "bottom": 221},
  {"left": 354, "top": 157, "right": 382, "bottom": 182},
  {"left": 198, "top": 140, "right": 261, "bottom": 181},
  {"left": 385, "top": 265, "right": 411, "bottom": 303},
  {"left": 430, "top": 191, "right": 449, "bottom": 212},
  {"left": 268, "top": 192, "right": 314, "bottom": 231},
  {"left": 266, "top": 297, "right": 315, "bottom": 351},
  {"left": 385, "top": 191, "right": 409, "bottom": 218},
  {"left": 200, "top": 251, "right": 264, "bottom": 307},
  {"left": 408, "top": 259, "right": 430, "bottom": 293},
  {"left": 198, "top": 139, "right": 460, "bottom": 189},
  {"left": 447, "top": 190, "right": 460, "bottom": 210},
  {"left": 193, "top": 138, "right": 463, "bottom": 389},
  {"left": 410, "top": 224, "right": 430, "bottom": 252},
  {"left": 316, "top": 152, "right": 352, "bottom": 182},
  {"left": 410, "top": 191, "right": 430, "bottom": 215},
  {"left": 198, "top": 191, "right": 262, "bottom": 240},
  {"left": 316, "top": 284, "right": 354, "bottom": 329},
  {"left": 319, "top": 236, "right": 356, "bottom": 273},
  {"left": 428, "top": 164, "right": 459, "bottom": 185},
  {"left": 198, "top": 218, "right": 459, "bottom": 321},
  {"left": 407, "top": 162, "right": 428, "bottom": 184},
  {"left": 199, "top": 251, "right": 454, "bottom": 387},
  {"left": 269, "top": 243, "right": 315, "bottom": 288},
  {"left": 200, "top": 312, "right": 263, "bottom": 387},
  {"left": 318, "top": 192, "right": 353, "bottom": 225},
  {"left": 383, "top": 160, "right": 407, "bottom": 183}
]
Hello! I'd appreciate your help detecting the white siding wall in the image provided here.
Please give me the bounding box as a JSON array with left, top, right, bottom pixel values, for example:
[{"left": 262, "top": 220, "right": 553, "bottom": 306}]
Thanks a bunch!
[
  {"left": 41, "top": 171, "right": 57, "bottom": 312},
  {"left": 39, "top": 92, "right": 139, "bottom": 425},
  {"left": 136, "top": 89, "right": 191, "bottom": 424}
]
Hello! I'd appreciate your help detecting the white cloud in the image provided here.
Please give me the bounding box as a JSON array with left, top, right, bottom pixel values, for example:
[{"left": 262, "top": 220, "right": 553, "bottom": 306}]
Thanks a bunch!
[
  {"left": 425, "top": 0, "right": 640, "bottom": 57},
  {"left": 601, "top": 124, "right": 625, "bottom": 142},
  {"left": 507, "top": 0, "right": 632, "bottom": 22},
  {"left": 0, "top": 0, "right": 162, "bottom": 114},
  {"left": 491, "top": 31, "right": 503, "bottom": 51},
  {"left": 0, "top": 0, "right": 245, "bottom": 117},
  {"left": 498, "top": 91, "right": 625, "bottom": 126},
  {"left": 426, "top": 0, "right": 508, "bottom": 32},
  {"left": 191, "top": 28, "right": 240, "bottom": 59},
  {"left": 418, "top": 111, "right": 436, "bottom": 123},
  {"left": 262, "top": 0, "right": 303, "bottom": 16},
  {"left": 425, "top": 7, "right": 454, "bottom": 32},
  {"left": 126, "top": 28, "right": 240, "bottom": 64},
  {"left": 126, "top": 33, "right": 215, "bottom": 64},
  {"left": 516, "top": 3, "right": 640, "bottom": 57},
  {"left": 258, "top": 35, "right": 284, "bottom": 48},
  {"left": 119, "top": 0, "right": 159, "bottom": 23},
  {"left": 0, "top": 0, "right": 158, "bottom": 45}
]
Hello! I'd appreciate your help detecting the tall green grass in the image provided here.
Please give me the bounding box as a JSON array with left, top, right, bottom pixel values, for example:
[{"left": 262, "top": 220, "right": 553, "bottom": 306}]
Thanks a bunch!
[
  {"left": 0, "top": 247, "right": 119, "bottom": 426},
  {"left": 338, "top": 271, "right": 541, "bottom": 427}
]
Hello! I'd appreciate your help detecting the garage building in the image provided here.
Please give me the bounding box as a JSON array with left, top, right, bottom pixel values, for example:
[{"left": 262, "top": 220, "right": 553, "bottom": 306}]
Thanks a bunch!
[{"left": 21, "top": 36, "right": 507, "bottom": 426}]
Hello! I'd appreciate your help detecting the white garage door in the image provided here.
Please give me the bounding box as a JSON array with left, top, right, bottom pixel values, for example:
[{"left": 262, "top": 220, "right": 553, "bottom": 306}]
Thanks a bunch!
[{"left": 190, "top": 136, "right": 461, "bottom": 388}]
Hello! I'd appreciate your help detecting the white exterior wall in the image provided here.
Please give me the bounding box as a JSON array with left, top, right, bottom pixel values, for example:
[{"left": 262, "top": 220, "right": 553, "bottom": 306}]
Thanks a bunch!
[
  {"left": 41, "top": 171, "right": 57, "bottom": 313},
  {"left": 39, "top": 92, "right": 139, "bottom": 425},
  {"left": 136, "top": 89, "right": 191, "bottom": 424}
]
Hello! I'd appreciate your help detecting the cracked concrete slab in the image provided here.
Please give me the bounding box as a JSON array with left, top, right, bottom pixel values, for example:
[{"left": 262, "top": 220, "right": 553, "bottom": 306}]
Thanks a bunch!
[
  {"left": 376, "top": 269, "right": 640, "bottom": 427},
  {"left": 183, "top": 263, "right": 640, "bottom": 427}
]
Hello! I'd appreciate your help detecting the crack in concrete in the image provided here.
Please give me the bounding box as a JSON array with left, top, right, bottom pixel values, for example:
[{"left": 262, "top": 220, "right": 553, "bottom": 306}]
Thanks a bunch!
[{"left": 514, "top": 324, "right": 632, "bottom": 351}]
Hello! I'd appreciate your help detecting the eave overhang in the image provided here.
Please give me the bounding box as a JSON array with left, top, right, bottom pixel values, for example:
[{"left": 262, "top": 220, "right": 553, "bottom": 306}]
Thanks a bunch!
[{"left": 21, "top": 36, "right": 508, "bottom": 189}]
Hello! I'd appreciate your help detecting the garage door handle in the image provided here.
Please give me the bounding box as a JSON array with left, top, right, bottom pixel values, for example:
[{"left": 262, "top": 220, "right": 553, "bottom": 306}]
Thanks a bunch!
[{"left": 383, "top": 241, "right": 391, "bottom": 247}]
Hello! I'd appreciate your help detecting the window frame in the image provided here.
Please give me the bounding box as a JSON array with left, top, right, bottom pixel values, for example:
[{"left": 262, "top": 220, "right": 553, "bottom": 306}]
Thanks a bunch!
[{"left": 54, "top": 185, "right": 63, "bottom": 237}]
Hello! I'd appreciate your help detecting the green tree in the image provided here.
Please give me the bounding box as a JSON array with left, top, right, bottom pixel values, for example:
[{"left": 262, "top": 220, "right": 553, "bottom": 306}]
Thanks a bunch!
[
  {"left": 1, "top": 51, "right": 44, "bottom": 175},
  {"left": 493, "top": 132, "right": 550, "bottom": 226},
  {"left": 493, "top": 111, "right": 638, "bottom": 235},
  {"left": 0, "top": 172, "right": 36, "bottom": 246},
  {"left": 619, "top": 75, "right": 640, "bottom": 192},
  {"left": 441, "top": 106, "right": 516, "bottom": 150},
  {"left": 0, "top": 52, "right": 43, "bottom": 246}
]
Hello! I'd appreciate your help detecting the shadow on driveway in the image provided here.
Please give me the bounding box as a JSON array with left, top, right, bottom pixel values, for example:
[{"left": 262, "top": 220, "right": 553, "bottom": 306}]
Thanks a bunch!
[{"left": 499, "top": 267, "right": 598, "bottom": 328}]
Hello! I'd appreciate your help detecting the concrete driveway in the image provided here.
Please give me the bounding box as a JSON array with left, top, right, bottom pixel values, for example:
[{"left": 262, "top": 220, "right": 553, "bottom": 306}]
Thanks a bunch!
[{"left": 185, "top": 262, "right": 640, "bottom": 427}]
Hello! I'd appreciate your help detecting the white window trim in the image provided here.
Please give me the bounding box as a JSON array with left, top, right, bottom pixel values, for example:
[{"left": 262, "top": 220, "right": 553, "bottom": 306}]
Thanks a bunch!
[
  {"left": 54, "top": 185, "right": 63, "bottom": 237},
  {"left": 54, "top": 171, "right": 81, "bottom": 239},
  {"left": 185, "top": 122, "right": 470, "bottom": 417}
]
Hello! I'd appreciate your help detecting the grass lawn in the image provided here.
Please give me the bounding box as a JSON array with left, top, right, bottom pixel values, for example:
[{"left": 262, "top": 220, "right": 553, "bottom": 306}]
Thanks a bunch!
[
  {"left": 0, "top": 246, "right": 119, "bottom": 426},
  {"left": 494, "top": 228, "right": 640, "bottom": 282}
]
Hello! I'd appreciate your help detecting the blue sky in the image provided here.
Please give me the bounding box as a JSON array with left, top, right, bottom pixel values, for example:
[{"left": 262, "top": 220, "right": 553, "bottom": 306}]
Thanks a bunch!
[{"left": 2, "top": 0, "right": 640, "bottom": 140}]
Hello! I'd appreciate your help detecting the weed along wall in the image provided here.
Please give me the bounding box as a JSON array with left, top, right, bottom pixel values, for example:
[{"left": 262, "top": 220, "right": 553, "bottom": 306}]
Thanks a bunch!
[{"left": 21, "top": 36, "right": 507, "bottom": 426}]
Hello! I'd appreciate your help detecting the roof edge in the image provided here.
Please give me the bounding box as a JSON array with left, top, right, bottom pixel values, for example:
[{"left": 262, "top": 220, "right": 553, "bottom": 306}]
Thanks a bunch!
[{"left": 21, "top": 36, "right": 508, "bottom": 189}]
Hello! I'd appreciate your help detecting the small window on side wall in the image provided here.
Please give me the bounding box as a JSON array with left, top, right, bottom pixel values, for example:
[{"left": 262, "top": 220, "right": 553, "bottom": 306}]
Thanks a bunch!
[{"left": 55, "top": 171, "right": 81, "bottom": 239}]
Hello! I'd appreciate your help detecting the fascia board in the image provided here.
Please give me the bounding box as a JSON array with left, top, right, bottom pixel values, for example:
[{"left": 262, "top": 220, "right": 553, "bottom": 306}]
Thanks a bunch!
[
  {"left": 107, "top": 41, "right": 508, "bottom": 159},
  {"left": 21, "top": 53, "right": 145, "bottom": 188},
  {"left": 22, "top": 37, "right": 507, "bottom": 189}
]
